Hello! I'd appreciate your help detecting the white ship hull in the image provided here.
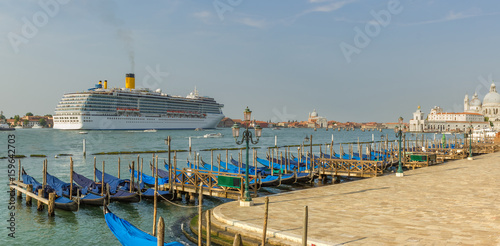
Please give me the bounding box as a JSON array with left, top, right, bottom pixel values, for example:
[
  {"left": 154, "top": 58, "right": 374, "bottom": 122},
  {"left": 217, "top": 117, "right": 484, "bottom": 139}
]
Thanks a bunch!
[
  {"left": 53, "top": 73, "right": 225, "bottom": 130},
  {"left": 53, "top": 113, "right": 224, "bottom": 130}
]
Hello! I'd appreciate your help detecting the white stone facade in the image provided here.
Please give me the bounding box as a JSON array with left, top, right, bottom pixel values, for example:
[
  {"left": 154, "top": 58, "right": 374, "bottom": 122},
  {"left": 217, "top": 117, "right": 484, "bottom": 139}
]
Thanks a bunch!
[
  {"left": 409, "top": 106, "right": 426, "bottom": 132},
  {"left": 464, "top": 82, "right": 500, "bottom": 127},
  {"left": 308, "top": 109, "right": 327, "bottom": 128},
  {"left": 409, "top": 106, "right": 489, "bottom": 132}
]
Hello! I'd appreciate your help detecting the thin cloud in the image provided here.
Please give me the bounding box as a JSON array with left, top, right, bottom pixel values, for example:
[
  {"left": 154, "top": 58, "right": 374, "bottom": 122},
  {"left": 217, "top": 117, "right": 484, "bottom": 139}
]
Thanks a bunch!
[
  {"left": 286, "top": 0, "right": 356, "bottom": 23},
  {"left": 237, "top": 17, "right": 268, "bottom": 28},
  {"left": 403, "top": 10, "right": 499, "bottom": 26},
  {"left": 192, "top": 10, "right": 212, "bottom": 23},
  {"left": 308, "top": 0, "right": 331, "bottom": 3},
  {"left": 304, "top": 0, "right": 356, "bottom": 14}
]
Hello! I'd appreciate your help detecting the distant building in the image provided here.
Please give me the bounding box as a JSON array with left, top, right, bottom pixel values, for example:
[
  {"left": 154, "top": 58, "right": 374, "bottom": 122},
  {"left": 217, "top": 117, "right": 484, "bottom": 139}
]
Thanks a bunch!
[
  {"left": 218, "top": 117, "right": 234, "bottom": 128},
  {"left": 361, "top": 122, "right": 382, "bottom": 129},
  {"left": 19, "top": 116, "right": 53, "bottom": 128},
  {"left": 409, "top": 106, "right": 426, "bottom": 132},
  {"left": 383, "top": 122, "right": 407, "bottom": 129},
  {"left": 464, "top": 82, "right": 500, "bottom": 130},
  {"left": 307, "top": 109, "right": 327, "bottom": 128},
  {"left": 408, "top": 106, "right": 488, "bottom": 132}
]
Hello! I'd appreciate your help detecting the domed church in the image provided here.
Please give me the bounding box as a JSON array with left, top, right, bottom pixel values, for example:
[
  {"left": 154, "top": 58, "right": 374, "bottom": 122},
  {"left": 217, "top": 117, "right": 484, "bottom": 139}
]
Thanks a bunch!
[
  {"left": 464, "top": 82, "right": 500, "bottom": 123},
  {"left": 464, "top": 82, "right": 500, "bottom": 130}
]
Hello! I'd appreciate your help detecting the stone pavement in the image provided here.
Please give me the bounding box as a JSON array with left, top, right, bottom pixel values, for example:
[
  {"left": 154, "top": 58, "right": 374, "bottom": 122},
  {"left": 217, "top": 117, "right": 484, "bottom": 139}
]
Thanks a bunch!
[{"left": 212, "top": 152, "right": 500, "bottom": 245}]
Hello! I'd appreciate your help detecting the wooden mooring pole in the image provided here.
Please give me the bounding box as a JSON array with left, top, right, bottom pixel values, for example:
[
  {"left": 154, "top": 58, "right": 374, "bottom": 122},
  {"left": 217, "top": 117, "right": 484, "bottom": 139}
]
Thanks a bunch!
[
  {"left": 167, "top": 136, "right": 172, "bottom": 194},
  {"left": 130, "top": 161, "right": 135, "bottom": 193},
  {"left": 198, "top": 184, "right": 203, "bottom": 246},
  {"left": 70, "top": 158, "right": 73, "bottom": 200},
  {"left": 37, "top": 189, "right": 44, "bottom": 211},
  {"left": 93, "top": 157, "right": 96, "bottom": 182},
  {"left": 48, "top": 192, "right": 55, "bottom": 217},
  {"left": 17, "top": 160, "right": 22, "bottom": 198},
  {"left": 262, "top": 196, "right": 269, "bottom": 245},
  {"left": 101, "top": 161, "right": 105, "bottom": 196},
  {"left": 118, "top": 157, "right": 121, "bottom": 179},
  {"left": 140, "top": 158, "right": 144, "bottom": 185},
  {"left": 26, "top": 184, "right": 32, "bottom": 206},
  {"left": 233, "top": 234, "right": 243, "bottom": 246},
  {"left": 157, "top": 216, "right": 164, "bottom": 246},
  {"left": 206, "top": 210, "right": 211, "bottom": 246},
  {"left": 302, "top": 205, "right": 308, "bottom": 246},
  {"left": 153, "top": 158, "right": 158, "bottom": 236},
  {"left": 43, "top": 159, "right": 47, "bottom": 189}
]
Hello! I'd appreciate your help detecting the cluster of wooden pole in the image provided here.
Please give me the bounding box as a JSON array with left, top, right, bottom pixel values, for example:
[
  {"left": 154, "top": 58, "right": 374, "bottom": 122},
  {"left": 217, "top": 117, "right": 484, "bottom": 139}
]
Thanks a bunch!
[{"left": 10, "top": 159, "right": 56, "bottom": 216}]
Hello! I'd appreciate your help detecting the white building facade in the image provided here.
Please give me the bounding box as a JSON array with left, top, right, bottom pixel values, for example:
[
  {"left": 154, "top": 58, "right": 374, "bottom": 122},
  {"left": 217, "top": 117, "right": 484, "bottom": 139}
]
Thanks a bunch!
[
  {"left": 409, "top": 106, "right": 489, "bottom": 132},
  {"left": 464, "top": 82, "right": 500, "bottom": 130},
  {"left": 307, "top": 109, "right": 328, "bottom": 128},
  {"left": 409, "top": 106, "right": 426, "bottom": 132}
]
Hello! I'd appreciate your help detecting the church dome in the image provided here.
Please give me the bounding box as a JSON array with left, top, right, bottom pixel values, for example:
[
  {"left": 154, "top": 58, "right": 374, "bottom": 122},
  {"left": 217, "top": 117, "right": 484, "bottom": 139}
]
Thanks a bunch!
[
  {"left": 470, "top": 98, "right": 482, "bottom": 106},
  {"left": 310, "top": 109, "right": 318, "bottom": 117},
  {"left": 470, "top": 92, "right": 482, "bottom": 106},
  {"left": 483, "top": 82, "right": 500, "bottom": 105}
]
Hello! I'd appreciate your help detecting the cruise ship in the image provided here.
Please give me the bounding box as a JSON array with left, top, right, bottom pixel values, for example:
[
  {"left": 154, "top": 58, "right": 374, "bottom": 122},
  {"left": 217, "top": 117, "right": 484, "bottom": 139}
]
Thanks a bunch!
[{"left": 53, "top": 74, "right": 224, "bottom": 130}]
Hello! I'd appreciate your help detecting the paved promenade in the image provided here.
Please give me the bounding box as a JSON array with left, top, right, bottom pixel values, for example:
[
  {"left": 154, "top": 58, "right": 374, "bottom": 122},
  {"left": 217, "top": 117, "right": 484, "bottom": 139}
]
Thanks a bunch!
[{"left": 212, "top": 152, "right": 500, "bottom": 245}]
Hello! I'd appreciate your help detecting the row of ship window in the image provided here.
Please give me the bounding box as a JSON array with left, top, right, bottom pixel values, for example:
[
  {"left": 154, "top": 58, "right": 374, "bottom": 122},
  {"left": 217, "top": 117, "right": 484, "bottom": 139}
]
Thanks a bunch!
[
  {"left": 58, "top": 104, "right": 208, "bottom": 111},
  {"left": 54, "top": 120, "right": 79, "bottom": 123},
  {"left": 62, "top": 98, "right": 216, "bottom": 107}
]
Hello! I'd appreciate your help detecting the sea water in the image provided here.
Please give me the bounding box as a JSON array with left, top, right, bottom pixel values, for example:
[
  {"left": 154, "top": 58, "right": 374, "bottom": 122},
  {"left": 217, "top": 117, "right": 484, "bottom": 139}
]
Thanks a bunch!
[{"left": 0, "top": 128, "right": 455, "bottom": 245}]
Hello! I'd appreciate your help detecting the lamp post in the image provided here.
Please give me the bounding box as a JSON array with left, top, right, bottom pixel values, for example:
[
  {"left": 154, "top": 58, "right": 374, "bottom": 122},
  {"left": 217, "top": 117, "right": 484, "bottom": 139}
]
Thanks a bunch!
[
  {"left": 394, "top": 117, "right": 406, "bottom": 177},
  {"left": 468, "top": 121, "right": 473, "bottom": 160},
  {"left": 232, "top": 107, "right": 262, "bottom": 206}
]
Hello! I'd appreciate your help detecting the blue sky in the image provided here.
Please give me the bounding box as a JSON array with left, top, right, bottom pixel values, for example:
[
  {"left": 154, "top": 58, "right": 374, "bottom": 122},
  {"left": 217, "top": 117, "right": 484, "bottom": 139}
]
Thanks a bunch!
[{"left": 1, "top": 0, "right": 500, "bottom": 123}]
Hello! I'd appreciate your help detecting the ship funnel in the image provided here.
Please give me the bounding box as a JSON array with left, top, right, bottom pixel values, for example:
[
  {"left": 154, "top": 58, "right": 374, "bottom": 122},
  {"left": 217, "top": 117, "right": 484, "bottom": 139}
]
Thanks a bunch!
[
  {"left": 104, "top": 80, "right": 108, "bottom": 89},
  {"left": 126, "top": 73, "right": 135, "bottom": 89}
]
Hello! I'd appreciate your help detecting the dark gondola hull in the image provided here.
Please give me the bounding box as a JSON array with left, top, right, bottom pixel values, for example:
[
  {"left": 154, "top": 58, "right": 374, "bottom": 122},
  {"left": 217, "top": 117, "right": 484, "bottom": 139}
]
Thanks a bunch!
[
  {"left": 80, "top": 196, "right": 106, "bottom": 206},
  {"left": 259, "top": 177, "right": 280, "bottom": 187},
  {"left": 295, "top": 173, "right": 314, "bottom": 183},
  {"left": 279, "top": 174, "right": 296, "bottom": 185},
  {"left": 55, "top": 201, "right": 78, "bottom": 211},
  {"left": 141, "top": 192, "right": 173, "bottom": 200},
  {"left": 110, "top": 191, "right": 140, "bottom": 203}
]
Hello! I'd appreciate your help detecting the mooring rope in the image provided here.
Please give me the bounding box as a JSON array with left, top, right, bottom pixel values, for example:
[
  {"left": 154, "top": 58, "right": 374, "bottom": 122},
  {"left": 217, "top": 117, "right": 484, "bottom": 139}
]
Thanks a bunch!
[{"left": 156, "top": 190, "right": 204, "bottom": 208}]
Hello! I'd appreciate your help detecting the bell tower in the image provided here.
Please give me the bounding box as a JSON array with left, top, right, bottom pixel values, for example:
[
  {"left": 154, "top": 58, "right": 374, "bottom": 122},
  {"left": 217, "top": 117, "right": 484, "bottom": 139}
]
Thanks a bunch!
[{"left": 464, "top": 94, "right": 469, "bottom": 112}]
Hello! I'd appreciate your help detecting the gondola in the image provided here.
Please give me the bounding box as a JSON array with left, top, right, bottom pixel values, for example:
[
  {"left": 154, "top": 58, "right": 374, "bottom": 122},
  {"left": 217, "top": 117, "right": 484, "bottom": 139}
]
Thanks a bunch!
[
  {"left": 278, "top": 173, "right": 296, "bottom": 185},
  {"left": 126, "top": 169, "right": 174, "bottom": 200},
  {"left": 257, "top": 174, "right": 280, "bottom": 187},
  {"left": 104, "top": 206, "right": 183, "bottom": 246},
  {"left": 73, "top": 171, "right": 140, "bottom": 203},
  {"left": 22, "top": 169, "right": 78, "bottom": 211},
  {"left": 130, "top": 169, "right": 169, "bottom": 187},
  {"left": 230, "top": 158, "right": 267, "bottom": 174},
  {"left": 46, "top": 172, "right": 105, "bottom": 206}
]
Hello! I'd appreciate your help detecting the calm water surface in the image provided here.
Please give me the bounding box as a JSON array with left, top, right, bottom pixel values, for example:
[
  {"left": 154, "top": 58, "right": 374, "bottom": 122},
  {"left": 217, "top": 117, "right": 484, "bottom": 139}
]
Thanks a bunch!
[{"left": 0, "top": 128, "right": 456, "bottom": 245}]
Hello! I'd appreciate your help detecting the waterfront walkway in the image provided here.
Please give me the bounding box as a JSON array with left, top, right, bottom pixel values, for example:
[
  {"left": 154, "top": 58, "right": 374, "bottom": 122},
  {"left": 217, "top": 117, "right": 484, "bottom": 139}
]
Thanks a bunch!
[{"left": 212, "top": 151, "right": 500, "bottom": 245}]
